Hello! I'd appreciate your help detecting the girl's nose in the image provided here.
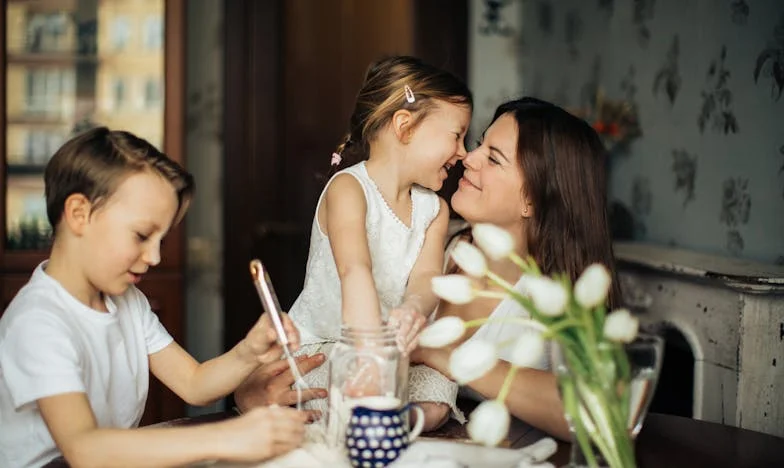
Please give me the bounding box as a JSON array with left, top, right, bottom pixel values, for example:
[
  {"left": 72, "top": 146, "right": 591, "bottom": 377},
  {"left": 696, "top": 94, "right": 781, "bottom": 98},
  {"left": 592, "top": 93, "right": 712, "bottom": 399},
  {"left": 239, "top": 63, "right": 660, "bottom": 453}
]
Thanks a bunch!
[
  {"left": 143, "top": 243, "right": 161, "bottom": 266},
  {"left": 456, "top": 140, "right": 468, "bottom": 159}
]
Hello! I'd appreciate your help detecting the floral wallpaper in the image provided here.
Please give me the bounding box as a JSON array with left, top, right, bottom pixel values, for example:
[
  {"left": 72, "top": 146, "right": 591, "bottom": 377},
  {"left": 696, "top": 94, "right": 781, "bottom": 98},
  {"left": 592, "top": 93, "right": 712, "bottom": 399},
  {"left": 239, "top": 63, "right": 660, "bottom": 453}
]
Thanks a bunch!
[{"left": 470, "top": 0, "right": 783, "bottom": 264}]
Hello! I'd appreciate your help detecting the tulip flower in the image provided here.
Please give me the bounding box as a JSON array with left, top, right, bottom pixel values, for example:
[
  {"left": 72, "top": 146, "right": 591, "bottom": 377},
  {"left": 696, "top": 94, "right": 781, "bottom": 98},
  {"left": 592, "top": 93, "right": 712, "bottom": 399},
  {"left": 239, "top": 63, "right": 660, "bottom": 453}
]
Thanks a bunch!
[
  {"left": 448, "top": 339, "right": 498, "bottom": 384},
  {"left": 431, "top": 275, "right": 476, "bottom": 304},
  {"left": 509, "top": 333, "right": 546, "bottom": 368},
  {"left": 603, "top": 308, "right": 639, "bottom": 343},
  {"left": 472, "top": 223, "right": 515, "bottom": 260},
  {"left": 418, "top": 316, "right": 466, "bottom": 348},
  {"left": 521, "top": 275, "right": 568, "bottom": 317},
  {"left": 467, "top": 400, "right": 510, "bottom": 446},
  {"left": 451, "top": 241, "right": 488, "bottom": 277},
  {"left": 574, "top": 263, "right": 612, "bottom": 309}
]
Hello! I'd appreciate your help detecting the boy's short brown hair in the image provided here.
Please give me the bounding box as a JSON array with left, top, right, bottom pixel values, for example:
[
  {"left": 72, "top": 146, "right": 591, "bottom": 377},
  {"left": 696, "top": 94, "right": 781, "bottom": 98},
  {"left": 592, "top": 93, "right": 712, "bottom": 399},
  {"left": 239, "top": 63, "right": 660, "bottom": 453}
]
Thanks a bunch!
[{"left": 44, "top": 127, "right": 194, "bottom": 232}]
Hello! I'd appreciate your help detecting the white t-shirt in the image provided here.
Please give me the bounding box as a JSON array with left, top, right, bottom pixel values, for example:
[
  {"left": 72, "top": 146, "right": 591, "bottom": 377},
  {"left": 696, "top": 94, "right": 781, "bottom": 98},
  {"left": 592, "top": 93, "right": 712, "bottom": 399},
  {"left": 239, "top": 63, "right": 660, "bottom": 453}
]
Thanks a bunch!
[{"left": 0, "top": 262, "right": 173, "bottom": 468}]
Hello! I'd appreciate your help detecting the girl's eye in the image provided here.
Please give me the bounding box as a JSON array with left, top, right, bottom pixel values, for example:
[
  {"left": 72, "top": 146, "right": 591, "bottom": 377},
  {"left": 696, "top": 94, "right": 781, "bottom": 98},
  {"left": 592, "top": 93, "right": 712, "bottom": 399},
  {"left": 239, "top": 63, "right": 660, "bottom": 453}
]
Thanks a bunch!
[{"left": 136, "top": 233, "right": 149, "bottom": 242}]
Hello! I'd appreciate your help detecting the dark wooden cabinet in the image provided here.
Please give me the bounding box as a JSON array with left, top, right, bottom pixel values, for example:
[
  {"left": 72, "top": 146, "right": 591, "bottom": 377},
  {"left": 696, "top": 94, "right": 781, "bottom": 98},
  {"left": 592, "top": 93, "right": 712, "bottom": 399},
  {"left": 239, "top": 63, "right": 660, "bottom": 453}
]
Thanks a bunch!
[{"left": 0, "top": 0, "right": 186, "bottom": 424}]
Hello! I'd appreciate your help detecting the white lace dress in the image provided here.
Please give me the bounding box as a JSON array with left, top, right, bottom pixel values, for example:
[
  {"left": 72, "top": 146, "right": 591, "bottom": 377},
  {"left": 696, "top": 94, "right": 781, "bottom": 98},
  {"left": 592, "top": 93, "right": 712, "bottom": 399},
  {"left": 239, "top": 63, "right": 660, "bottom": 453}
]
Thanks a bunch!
[{"left": 288, "top": 162, "right": 463, "bottom": 420}]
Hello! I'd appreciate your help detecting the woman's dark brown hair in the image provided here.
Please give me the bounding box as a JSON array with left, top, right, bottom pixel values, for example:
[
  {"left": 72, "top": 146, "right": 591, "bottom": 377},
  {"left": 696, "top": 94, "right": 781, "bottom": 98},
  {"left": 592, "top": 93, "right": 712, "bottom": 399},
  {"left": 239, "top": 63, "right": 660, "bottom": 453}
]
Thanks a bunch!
[{"left": 492, "top": 97, "right": 622, "bottom": 307}]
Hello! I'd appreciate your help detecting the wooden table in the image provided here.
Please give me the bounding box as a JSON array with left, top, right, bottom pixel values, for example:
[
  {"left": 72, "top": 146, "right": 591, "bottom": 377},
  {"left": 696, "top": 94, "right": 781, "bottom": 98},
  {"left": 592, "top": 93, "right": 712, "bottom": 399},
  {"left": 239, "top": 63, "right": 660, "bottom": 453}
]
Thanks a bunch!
[{"left": 44, "top": 410, "right": 784, "bottom": 467}]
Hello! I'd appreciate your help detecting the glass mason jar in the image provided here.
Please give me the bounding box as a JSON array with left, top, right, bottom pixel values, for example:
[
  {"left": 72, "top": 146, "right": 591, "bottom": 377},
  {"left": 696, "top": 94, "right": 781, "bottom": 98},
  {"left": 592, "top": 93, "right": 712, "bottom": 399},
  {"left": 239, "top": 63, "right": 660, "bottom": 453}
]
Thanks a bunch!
[{"left": 326, "top": 324, "right": 409, "bottom": 447}]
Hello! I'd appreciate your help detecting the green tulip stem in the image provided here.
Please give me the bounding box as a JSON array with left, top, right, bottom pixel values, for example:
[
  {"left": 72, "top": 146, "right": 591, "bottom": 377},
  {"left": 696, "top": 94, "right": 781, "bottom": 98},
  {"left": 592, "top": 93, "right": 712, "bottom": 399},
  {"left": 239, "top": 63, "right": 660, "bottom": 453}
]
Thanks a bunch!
[
  {"left": 463, "top": 316, "right": 548, "bottom": 333},
  {"left": 496, "top": 364, "right": 519, "bottom": 403}
]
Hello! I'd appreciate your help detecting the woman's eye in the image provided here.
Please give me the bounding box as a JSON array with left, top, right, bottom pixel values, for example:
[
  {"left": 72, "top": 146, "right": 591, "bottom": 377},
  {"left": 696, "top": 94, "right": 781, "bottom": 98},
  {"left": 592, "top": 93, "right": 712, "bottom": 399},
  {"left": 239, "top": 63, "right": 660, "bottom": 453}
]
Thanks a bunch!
[{"left": 489, "top": 156, "right": 501, "bottom": 166}]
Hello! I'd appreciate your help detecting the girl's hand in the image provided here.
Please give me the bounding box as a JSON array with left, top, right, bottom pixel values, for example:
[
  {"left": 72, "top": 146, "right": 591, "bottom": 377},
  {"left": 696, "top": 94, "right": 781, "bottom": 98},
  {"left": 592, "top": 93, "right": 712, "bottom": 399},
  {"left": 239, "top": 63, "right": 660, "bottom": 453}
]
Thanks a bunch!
[
  {"left": 217, "top": 406, "right": 307, "bottom": 462},
  {"left": 389, "top": 305, "right": 427, "bottom": 355},
  {"left": 238, "top": 313, "right": 300, "bottom": 365}
]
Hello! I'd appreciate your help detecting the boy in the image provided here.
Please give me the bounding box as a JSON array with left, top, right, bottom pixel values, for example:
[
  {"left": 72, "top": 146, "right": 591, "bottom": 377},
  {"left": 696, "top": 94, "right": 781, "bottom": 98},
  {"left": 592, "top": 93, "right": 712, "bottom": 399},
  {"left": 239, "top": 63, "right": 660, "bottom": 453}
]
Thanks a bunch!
[{"left": 0, "top": 128, "right": 306, "bottom": 467}]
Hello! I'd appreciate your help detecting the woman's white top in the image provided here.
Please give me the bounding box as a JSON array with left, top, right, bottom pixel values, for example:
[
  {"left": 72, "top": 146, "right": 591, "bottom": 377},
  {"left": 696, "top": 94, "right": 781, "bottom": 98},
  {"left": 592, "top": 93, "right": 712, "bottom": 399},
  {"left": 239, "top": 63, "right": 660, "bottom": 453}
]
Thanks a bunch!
[{"left": 289, "top": 161, "right": 441, "bottom": 344}]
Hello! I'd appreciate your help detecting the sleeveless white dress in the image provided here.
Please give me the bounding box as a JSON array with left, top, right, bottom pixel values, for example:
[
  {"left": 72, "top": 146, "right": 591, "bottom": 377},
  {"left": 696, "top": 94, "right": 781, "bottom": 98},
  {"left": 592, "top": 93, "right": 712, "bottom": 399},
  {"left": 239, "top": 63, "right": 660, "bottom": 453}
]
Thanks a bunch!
[{"left": 289, "top": 162, "right": 466, "bottom": 418}]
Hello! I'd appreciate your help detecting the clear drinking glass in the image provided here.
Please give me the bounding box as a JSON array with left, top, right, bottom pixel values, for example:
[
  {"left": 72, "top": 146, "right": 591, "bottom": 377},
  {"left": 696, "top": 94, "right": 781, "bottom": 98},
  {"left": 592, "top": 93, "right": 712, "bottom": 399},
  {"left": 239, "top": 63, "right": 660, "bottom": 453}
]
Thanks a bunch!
[{"left": 326, "top": 324, "right": 409, "bottom": 447}]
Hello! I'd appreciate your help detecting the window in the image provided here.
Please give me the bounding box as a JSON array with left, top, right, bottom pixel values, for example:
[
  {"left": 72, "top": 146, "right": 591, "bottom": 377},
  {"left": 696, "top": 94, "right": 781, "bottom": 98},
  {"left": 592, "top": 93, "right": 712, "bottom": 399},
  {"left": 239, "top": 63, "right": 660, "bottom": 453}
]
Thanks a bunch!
[
  {"left": 26, "top": 12, "right": 69, "bottom": 53},
  {"left": 110, "top": 16, "right": 131, "bottom": 50},
  {"left": 113, "top": 78, "right": 127, "bottom": 109},
  {"left": 25, "top": 69, "right": 74, "bottom": 114},
  {"left": 142, "top": 16, "right": 163, "bottom": 50},
  {"left": 144, "top": 78, "right": 162, "bottom": 109},
  {"left": 24, "top": 130, "right": 63, "bottom": 165}
]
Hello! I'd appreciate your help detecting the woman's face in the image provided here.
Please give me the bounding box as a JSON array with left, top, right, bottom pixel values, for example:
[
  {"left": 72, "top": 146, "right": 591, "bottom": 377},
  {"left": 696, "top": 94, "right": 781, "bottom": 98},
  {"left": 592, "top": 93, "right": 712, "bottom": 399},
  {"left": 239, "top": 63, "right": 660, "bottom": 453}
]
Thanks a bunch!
[{"left": 451, "top": 113, "right": 528, "bottom": 231}]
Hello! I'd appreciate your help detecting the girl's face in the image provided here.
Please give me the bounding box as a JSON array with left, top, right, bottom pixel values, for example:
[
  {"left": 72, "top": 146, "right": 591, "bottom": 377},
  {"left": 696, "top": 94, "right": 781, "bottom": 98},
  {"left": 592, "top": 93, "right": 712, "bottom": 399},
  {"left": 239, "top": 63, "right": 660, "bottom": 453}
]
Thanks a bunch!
[
  {"left": 80, "top": 171, "right": 178, "bottom": 298},
  {"left": 406, "top": 100, "right": 471, "bottom": 191},
  {"left": 451, "top": 113, "right": 528, "bottom": 232}
]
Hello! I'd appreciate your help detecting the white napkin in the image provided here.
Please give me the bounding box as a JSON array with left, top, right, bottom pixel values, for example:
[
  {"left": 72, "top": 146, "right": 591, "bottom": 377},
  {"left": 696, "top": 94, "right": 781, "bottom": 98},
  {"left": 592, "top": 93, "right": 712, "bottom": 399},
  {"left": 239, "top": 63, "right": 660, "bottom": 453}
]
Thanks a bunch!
[{"left": 389, "top": 438, "right": 558, "bottom": 468}]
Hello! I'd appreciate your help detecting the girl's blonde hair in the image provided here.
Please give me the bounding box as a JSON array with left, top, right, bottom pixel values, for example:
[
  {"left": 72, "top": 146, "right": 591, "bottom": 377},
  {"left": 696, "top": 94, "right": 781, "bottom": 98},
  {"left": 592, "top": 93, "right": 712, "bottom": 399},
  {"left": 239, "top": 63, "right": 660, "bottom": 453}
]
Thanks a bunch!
[{"left": 331, "top": 56, "right": 472, "bottom": 173}]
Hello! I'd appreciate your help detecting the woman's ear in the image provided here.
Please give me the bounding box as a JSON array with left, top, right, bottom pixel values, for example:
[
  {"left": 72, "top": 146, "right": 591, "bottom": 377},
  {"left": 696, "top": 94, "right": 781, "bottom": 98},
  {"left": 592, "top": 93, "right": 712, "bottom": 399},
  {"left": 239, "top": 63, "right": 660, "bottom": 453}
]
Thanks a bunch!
[
  {"left": 62, "top": 193, "right": 93, "bottom": 236},
  {"left": 522, "top": 198, "right": 534, "bottom": 219},
  {"left": 391, "top": 109, "right": 414, "bottom": 143}
]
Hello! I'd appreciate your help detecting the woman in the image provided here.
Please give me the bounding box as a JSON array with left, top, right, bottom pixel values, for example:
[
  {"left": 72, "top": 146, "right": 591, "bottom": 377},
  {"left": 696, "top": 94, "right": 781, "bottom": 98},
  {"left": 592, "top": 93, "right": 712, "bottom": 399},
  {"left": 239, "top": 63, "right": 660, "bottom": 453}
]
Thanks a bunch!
[
  {"left": 412, "top": 96, "right": 621, "bottom": 440},
  {"left": 236, "top": 97, "right": 620, "bottom": 440}
]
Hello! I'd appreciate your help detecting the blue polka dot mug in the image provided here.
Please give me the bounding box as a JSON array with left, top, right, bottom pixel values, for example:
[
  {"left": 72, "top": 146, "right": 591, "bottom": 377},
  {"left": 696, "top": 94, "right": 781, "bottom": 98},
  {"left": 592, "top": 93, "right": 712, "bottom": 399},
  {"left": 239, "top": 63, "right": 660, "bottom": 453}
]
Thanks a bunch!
[{"left": 344, "top": 396, "right": 425, "bottom": 468}]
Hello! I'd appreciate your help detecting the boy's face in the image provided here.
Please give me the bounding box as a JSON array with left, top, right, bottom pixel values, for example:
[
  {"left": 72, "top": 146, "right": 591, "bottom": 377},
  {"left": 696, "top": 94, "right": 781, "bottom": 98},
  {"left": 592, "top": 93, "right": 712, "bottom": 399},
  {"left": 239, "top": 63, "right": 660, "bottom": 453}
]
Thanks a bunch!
[{"left": 80, "top": 171, "right": 179, "bottom": 297}]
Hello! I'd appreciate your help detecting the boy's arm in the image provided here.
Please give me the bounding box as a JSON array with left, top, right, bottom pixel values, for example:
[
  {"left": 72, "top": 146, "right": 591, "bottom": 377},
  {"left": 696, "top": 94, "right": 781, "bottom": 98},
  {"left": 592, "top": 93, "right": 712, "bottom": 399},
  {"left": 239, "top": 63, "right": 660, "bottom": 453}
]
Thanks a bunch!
[
  {"left": 390, "top": 198, "right": 450, "bottom": 352},
  {"left": 38, "top": 392, "right": 307, "bottom": 467},
  {"left": 149, "top": 313, "right": 297, "bottom": 406},
  {"left": 324, "top": 173, "right": 383, "bottom": 328}
]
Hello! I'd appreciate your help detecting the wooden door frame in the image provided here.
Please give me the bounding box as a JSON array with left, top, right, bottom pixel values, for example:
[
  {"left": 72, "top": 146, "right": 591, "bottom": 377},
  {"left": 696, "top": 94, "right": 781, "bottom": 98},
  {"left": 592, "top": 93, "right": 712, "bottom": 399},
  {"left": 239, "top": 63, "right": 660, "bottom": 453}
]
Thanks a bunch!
[{"left": 223, "top": 0, "right": 283, "bottom": 349}]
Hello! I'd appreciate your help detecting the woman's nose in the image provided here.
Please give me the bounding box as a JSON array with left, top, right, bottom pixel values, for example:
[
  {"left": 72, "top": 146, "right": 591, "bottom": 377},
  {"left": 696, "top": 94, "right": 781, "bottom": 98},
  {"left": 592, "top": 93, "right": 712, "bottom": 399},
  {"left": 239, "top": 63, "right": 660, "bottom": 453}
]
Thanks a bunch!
[{"left": 463, "top": 149, "right": 481, "bottom": 170}]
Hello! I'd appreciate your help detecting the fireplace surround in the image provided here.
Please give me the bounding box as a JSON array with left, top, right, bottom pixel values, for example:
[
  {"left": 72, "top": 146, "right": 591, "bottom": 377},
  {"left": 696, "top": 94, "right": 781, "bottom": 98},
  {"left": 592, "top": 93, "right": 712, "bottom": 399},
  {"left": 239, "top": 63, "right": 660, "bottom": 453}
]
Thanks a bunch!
[{"left": 614, "top": 242, "right": 784, "bottom": 438}]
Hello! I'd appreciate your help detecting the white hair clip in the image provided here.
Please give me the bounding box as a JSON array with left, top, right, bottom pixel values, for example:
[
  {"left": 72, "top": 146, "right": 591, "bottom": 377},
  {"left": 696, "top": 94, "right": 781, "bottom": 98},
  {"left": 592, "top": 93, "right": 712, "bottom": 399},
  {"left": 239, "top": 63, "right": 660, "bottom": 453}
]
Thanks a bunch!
[{"left": 404, "top": 85, "right": 416, "bottom": 104}]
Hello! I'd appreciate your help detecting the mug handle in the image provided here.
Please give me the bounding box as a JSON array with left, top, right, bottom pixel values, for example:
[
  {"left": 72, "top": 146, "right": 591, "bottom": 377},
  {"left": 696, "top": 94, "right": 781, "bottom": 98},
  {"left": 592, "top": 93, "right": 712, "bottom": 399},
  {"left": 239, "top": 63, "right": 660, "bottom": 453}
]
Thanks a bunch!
[{"left": 404, "top": 403, "right": 426, "bottom": 441}]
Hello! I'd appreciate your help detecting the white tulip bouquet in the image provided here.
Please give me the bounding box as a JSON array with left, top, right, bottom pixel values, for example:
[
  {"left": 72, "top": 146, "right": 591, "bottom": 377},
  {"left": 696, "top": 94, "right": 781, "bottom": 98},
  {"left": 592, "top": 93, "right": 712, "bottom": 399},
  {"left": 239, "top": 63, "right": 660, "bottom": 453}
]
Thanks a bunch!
[{"left": 420, "top": 224, "right": 640, "bottom": 468}]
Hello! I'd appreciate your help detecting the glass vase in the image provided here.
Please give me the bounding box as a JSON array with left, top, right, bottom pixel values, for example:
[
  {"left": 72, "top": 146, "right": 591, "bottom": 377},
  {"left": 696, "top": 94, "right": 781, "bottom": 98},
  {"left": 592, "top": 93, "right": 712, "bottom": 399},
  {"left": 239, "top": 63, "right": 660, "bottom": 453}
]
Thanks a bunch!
[{"left": 552, "top": 333, "right": 664, "bottom": 468}]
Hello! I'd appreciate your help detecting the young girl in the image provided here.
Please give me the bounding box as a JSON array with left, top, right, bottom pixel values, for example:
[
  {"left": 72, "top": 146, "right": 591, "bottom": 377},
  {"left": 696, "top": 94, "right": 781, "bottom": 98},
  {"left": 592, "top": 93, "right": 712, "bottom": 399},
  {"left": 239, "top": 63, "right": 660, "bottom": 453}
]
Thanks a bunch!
[
  {"left": 0, "top": 128, "right": 307, "bottom": 468},
  {"left": 286, "top": 56, "right": 473, "bottom": 431}
]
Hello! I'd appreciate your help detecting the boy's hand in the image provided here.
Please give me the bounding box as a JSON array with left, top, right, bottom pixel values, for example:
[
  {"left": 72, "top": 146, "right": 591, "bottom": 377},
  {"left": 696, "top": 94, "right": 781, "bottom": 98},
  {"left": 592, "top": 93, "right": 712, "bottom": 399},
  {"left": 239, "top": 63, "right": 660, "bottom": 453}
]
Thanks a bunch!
[
  {"left": 235, "top": 354, "right": 328, "bottom": 422},
  {"left": 218, "top": 406, "right": 307, "bottom": 462},
  {"left": 238, "top": 313, "right": 300, "bottom": 365},
  {"left": 389, "top": 304, "right": 427, "bottom": 356}
]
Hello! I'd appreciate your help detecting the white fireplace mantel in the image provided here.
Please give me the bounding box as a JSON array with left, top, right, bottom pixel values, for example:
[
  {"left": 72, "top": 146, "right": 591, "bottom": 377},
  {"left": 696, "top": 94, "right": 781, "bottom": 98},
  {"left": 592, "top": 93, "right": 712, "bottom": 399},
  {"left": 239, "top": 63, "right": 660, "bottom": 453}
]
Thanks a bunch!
[{"left": 614, "top": 242, "right": 784, "bottom": 438}]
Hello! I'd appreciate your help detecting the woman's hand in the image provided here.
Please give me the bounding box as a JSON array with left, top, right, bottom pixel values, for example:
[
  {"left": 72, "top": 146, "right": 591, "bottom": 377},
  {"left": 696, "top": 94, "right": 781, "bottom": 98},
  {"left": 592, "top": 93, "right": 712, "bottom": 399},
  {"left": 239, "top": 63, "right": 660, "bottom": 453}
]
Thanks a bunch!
[
  {"left": 217, "top": 406, "right": 307, "bottom": 462},
  {"left": 237, "top": 313, "right": 300, "bottom": 365},
  {"left": 234, "top": 354, "right": 327, "bottom": 421}
]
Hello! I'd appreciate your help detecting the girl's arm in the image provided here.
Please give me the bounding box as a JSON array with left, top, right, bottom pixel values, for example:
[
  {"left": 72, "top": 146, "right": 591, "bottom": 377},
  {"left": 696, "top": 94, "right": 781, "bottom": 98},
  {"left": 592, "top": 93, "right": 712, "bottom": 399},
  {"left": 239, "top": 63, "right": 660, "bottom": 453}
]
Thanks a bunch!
[
  {"left": 323, "top": 173, "right": 382, "bottom": 328},
  {"left": 417, "top": 346, "right": 570, "bottom": 440},
  {"left": 38, "top": 392, "right": 306, "bottom": 467},
  {"left": 149, "top": 313, "right": 297, "bottom": 406},
  {"left": 390, "top": 198, "right": 450, "bottom": 351}
]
